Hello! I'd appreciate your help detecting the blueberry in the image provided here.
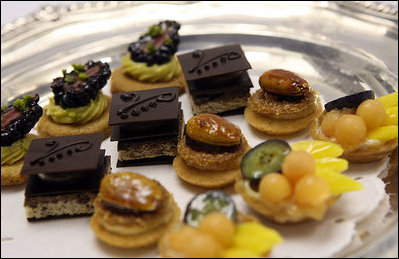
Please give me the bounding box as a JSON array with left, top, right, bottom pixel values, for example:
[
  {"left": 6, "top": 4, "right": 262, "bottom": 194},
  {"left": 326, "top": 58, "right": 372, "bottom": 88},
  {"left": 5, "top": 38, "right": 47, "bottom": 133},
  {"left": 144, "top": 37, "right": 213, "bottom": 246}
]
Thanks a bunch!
[{"left": 324, "top": 90, "right": 375, "bottom": 112}]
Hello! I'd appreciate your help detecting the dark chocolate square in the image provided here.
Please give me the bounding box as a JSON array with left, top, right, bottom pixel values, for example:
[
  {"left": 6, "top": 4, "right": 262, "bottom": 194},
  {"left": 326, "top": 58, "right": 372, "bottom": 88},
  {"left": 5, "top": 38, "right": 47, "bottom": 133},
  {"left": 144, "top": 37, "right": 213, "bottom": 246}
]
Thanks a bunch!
[
  {"left": 25, "top": 150, "right": 109, "bottom": 197},
  {"left": 187, "top": 71, "right": 253, "bottom": 96},
  {"left": 109, "top": 86, "right": 179, "bottom": 126},
  {"left": 21, "top": 133, "right": 103, "bottom": 176},
  {"left": 178, "top": 44, "right": 251, "bottom": 82}
]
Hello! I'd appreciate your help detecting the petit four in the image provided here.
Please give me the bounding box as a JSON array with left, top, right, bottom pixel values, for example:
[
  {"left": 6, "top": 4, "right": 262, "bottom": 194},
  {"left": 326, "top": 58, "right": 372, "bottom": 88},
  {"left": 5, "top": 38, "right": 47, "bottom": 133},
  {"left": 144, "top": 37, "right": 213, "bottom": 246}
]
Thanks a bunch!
[
  {"left": 111, "top": 20, "right": 186, "bottom": 94},
  {"left": 1, "top": 94, "right": 43, "bottom": 186},
  {"left": 235, "top": 140, "right": 363, "bottom": 223},
  {"left": 177, "top": 44, "right": 253, "bottom": 115},
  {"left": 90, "top": 172, "right": 181, "bottom": 249},
  {"left": 21, "top": 133, "right": 111, "bottom": 221},
  {"left": 37, "top": 61, "right": 112, "bottom": 139},
  {"left": 159, "top": 190, "right": 282, "bottom": 258},
  {"left": 245, "top": 69, "right": 322, "bottom": 134},
  {"left": 109, "top": 86, "right": 183, "bottom": 167},
  {"left": 311, "top": 91, "right": 398, "bottom": 162},
  {"left": 173, "top": 113, "right": 250, "bottom": 188}
]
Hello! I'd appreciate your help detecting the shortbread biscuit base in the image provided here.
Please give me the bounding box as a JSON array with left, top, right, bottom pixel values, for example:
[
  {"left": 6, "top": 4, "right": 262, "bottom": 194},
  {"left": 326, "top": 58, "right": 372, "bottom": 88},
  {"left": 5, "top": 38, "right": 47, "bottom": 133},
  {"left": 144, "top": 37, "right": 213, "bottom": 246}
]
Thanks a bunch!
[
  {"left": 90, "top": 196, "right": 181, "bottom": 249},
  {"left": 1, "top": 134, "right": 39, "bottom": 186},
  {"left": 36, "top": 95, "right": 111, "bottom": 140},
  {"left": 234, "top": 177, "right": 339, "bottom": 224},
  {"left": 173, "top": 155, "right": 241, "bottom": 188},
  {"left": 245, "top": 107, "right": 320, "bottom": 135},
  {"left": 1, "top": 159, "right": 28, "bottom": 186},
  {"left": 177, "top": 135, "right": 250, "bottom": 171},
  {"left": 189, "top": 90, "right": 250, "bottom": 115},
  {"left": 248, "top": 89, "right": 319, "bottom": 119},
  {"left": 311, "top": 111, "right": 398, "bottom": 163},
  {"left": 110, "top": 66, "right": 186, "bottom": 95}
]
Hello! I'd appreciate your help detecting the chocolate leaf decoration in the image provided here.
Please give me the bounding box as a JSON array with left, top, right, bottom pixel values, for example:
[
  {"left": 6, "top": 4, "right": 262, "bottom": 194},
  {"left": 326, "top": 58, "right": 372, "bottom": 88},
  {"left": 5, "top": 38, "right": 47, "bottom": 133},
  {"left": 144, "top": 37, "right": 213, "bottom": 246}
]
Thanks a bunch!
[{"left": 188, "top": 50, "right": 242, "bottom": 74}]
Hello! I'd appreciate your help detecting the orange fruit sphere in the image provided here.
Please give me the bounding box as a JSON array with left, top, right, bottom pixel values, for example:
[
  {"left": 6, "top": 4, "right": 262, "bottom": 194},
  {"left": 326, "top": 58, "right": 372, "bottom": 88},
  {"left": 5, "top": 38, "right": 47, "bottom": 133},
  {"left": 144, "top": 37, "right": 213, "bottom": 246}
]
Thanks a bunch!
[
  {"left": 356, "top": 99, "right": 386, "bottom": 130},
  {"left": 321, "top": 110, "right": 341, "bottom": 137},
  {"left": 294, "top": 174, "right": 330, "bottom": 207},
  {"left": 259, "top": 173, "right": 292, "bottom": 204},
  {"left": 281, "top": 151, "right": 316, "bottom": 184},
  {"left": 198, "top": 212, "right": 235, "bottom": 247},
  {"left": 183, "top": 231, "right": 223, "bottom": 258},
  {"left": 334, "top": 114, "right": 367, "bottom": 147}
]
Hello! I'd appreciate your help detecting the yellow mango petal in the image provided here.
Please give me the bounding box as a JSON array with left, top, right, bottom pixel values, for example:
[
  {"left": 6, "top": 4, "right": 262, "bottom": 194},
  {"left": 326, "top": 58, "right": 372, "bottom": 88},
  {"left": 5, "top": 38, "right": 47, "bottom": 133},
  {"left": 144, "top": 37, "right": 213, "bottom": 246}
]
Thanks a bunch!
[
  {"left": 383, "top": 107, "right": 398, "bottom": 126},
  {"left": 316, "top": 157, "right": 348, "bottom": 174},
  {"left": 317, "top": 169, "right": 363, "bottom": 196},
  {"left": 292, "top": 140, "right": 344, "bottom": 159},
  {"left": 376, "top": 92, "right": 398, "bottom": 108},
  {"left": 223, "top": 248, "right": 261, "bottom": 258},
  {"left": 232, "top": 222, "right": 282, "bottom": 254},
  {"left": 367, "top": 126, "right": 398, "bottom": 142}
]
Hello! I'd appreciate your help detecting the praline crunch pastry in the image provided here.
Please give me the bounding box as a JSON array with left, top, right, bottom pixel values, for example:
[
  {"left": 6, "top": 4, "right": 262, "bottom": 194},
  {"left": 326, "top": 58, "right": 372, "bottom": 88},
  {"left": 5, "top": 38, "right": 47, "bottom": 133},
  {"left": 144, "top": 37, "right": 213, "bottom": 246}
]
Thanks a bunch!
[
  {"left": 37, "top": 61, "right": 112, "bottom": 139},
  {"left": 245, "top": 69, "right": 322, "bottom": 134},
  {"left": 177, "top": 44, "right": 253, "bottom": 115},
  {"left": 235, "top": 139, "right": 363, "bottom": 223},
  {"left": 1, "top": 94, "right": 43, "bottom": 186},
  {"left": 310, "top": 91, "right": 398, "bottom": 162},
  {"left": 21, "top": 133, "right": 111, "bottom": 221},
  {"left": 110, "top": 20, "right": 186, "bottom": 94},
  {"left": 90, "top": 172, "right": 181, "bottom": 249},
  {"left": 173, "top": 113, "right": 250, "bottom": 188},
  {"left": 159, "top": 190, "right": 282, "bottom": 258}
]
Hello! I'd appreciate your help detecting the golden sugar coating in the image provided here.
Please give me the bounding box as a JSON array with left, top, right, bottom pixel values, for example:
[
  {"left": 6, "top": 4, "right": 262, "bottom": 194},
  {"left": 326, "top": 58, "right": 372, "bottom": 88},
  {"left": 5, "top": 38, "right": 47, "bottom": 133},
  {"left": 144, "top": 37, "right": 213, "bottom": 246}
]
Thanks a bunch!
[
  {"left": 186, "top": 113, "right": 241, "bottom": 146},
  {"left": 36, "top": 95, "right": 111, "bottom": 139},
  {"left": 173, "top": 156, "right": 242, "bottom": 188},
  {"left": 90, "top": 193, "right": 181, "bottom": 249},
  {"left": 248, "top": 88, "right": 319, "bottom": 119},
  {"left": 177, "top": 134, "right": 250, "bottom": 171},
  {"left": 110, "top": 66, "right": 186, "bottom": 95},
  {"left": 311, "top": 111, "right": 398, "bottom": 163},
  {"left": 259, "top": 69, "right": 309, "bottom": 97},
  {"left": 100, "top": 172, "right": 163, "bottom": 213}
]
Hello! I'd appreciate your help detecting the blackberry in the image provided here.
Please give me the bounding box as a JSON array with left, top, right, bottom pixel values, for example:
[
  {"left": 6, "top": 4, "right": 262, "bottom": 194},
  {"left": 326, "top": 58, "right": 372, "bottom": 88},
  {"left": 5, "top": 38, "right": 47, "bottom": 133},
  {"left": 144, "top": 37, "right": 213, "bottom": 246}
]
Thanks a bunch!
[
  {"left": 1, "top": 94, "right": 43, "bottom": 146},
  {"left": 128, "top": 20, "right": 181, "bottom": 66},
  {"left": 50, "top": 60, "right": 111, "bottom": 109}
]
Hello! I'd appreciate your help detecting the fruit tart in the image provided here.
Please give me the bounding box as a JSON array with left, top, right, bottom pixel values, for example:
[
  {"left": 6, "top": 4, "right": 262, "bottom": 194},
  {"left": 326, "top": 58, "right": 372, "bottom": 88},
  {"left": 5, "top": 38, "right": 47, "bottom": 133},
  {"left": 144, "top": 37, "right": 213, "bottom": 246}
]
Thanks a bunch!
[
  {"left": 159, "top": 190, "right": 282, "bottom": 258},
  {"left": 173, "top": 113, "right": 250, "bottom": 188},
  {"left": 245, "top": 69, "right": 322, "bottom": 135},
  {"left": 235, "top": 139, "right": 363, "bottom": 223},
  {"left": 310, "top": 91, "right": 398, "bottom": 162},
  {"left": 90, "top": 172, "right": 181, "bottom": 249},
  {"left": 110, "top": 20, "right": 187, "bottom": 94},
  {"left": 1, "top": 94, "right": 43, "bottom": 186},
  {"left": 37, "top": 61, "right": 112, "bottom": 139}
]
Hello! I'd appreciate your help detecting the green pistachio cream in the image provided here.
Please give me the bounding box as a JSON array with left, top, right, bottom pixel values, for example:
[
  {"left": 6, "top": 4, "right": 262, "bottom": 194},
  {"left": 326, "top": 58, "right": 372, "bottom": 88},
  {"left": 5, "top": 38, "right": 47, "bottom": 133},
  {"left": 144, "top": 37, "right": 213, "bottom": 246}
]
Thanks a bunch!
[
  {"left": 121, "top": 54, "right": 181, "bottom": 83},
  {"left": 1, "top": 135, "right": 32, "bottom": 165},
  {"left": 45, "top": 90, "right": 107, "bottom": 124}
]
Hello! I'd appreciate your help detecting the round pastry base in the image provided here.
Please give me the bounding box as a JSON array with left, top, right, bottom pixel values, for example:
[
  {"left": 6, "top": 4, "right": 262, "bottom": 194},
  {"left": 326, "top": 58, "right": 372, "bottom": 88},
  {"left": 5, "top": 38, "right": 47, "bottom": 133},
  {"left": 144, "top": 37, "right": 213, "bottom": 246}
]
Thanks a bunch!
[
  {"left": 37, "top": 96, "right": 111, "bottom": 140},
  {"left": 90, "top": 197, "right": 181, "bottom": 249},
  {"left": 1, "top": 159, "right": 28, "bottom": 186},
  {"left": 110, "top": 66, "right": 186, "bottom": 95},
  {"left": 173, "top": 155, "right": 241, "bottom": 188}
]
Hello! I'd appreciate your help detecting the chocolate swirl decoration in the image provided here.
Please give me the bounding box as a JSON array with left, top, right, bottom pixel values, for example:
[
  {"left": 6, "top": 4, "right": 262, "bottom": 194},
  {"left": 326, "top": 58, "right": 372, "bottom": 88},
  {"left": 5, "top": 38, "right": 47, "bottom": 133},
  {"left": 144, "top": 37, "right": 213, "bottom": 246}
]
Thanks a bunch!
[
  {"left": 30, "top": 140, "right": 93, "bottom": 166},
  {"left": 188, "top": 50, "right": 242, "bottom": 75},
  {"left": 117, "top": 91, "right": 176, "bottom": 119}
]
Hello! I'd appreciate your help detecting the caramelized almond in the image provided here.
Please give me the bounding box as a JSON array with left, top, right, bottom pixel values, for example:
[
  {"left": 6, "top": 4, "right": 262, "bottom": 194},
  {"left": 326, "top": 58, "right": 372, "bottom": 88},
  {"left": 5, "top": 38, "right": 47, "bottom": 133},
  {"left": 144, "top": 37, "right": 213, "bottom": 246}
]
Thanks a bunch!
[
  {"left": 186, "top": 113, "right": 241, "bottom": 146},
  {"left": 259, "top": 69, "right": 309, "bottom": 96},
  {"left": 99, "top": 172, "right": 163, "bottom": 212}
]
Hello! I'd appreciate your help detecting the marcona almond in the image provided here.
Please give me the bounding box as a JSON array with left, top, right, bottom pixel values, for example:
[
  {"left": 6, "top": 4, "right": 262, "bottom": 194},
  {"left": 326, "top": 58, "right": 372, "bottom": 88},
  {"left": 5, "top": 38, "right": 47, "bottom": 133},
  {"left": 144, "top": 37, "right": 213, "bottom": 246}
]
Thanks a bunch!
[
  {"left": 259, "top": 69, "right": 309, "bottom": 97},
  {"left": 186, "top": 113, "right": 241, "bottom": 146}
]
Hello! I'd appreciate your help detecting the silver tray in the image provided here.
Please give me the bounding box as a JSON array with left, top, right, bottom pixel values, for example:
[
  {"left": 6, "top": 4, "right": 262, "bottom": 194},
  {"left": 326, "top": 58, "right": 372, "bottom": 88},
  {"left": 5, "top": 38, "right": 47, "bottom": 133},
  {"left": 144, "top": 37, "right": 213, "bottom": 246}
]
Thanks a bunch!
[{"left": 1, "top": 2, "right": 398, "bottom": 258}]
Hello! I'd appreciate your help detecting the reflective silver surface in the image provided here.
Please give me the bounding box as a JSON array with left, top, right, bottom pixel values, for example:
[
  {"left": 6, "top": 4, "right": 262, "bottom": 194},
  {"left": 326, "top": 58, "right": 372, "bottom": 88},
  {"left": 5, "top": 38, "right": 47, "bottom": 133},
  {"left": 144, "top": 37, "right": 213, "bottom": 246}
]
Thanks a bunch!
[{"left": 1, "top": 1, "right": 397, "bottom": 257}]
